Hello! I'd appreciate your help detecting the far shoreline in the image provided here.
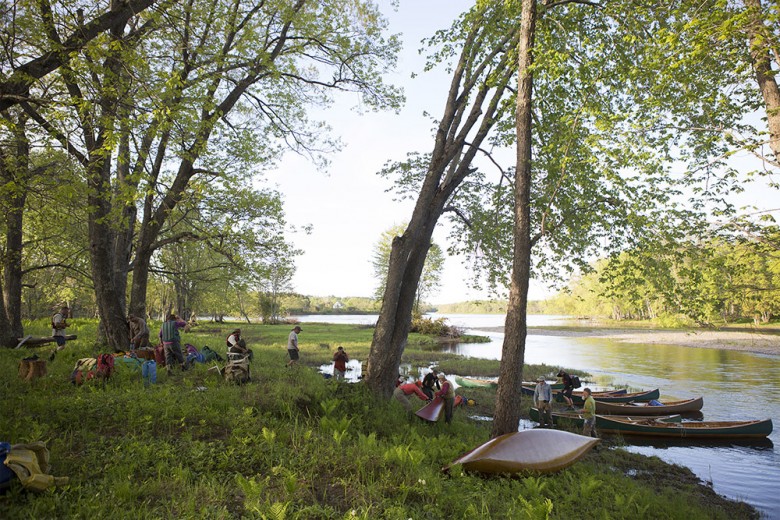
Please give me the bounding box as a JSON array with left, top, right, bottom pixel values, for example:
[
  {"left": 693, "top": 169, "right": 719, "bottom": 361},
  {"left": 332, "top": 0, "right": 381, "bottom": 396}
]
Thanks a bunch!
[{"left": 473, "top": 325, "right": 780, "bottom": 357}]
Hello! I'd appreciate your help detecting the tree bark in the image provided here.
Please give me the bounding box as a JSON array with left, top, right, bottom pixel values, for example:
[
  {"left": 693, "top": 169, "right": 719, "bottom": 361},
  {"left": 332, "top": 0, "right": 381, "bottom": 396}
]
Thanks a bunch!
[
  {"left": 492, "top": 0, "right": 537, "bottom": 438},
  {"left": 745, "top": 0, "right": 780, "bottom": 160},
  {"left": 365, "top": 10, "right": 519, "bottom": 398},
  {"left": 1, "top": 112, "right": 28, "bottom": 339}
]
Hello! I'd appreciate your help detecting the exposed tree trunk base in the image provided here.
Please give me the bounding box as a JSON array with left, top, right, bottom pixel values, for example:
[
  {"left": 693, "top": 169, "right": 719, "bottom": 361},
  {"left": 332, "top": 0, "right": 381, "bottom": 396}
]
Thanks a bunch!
[{"left": 15, "top": 335, "right": 77, "bottom": 348}]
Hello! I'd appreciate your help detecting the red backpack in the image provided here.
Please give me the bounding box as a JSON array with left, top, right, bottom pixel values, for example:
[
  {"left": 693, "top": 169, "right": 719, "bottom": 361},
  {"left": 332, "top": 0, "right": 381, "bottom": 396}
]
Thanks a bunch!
[{"left": 96, "top": 354, "right": 115, "bottom": 379}]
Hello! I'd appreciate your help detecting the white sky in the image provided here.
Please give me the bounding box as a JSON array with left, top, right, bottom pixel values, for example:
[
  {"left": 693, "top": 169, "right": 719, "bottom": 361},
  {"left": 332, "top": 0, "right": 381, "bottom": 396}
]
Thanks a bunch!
[{"left": 265, "top": 0, "right": 780, "bottom": 305}]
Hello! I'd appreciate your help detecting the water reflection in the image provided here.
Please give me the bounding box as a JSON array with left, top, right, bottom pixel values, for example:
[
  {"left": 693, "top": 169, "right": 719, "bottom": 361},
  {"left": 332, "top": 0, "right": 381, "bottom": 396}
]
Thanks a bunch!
[{"left": 446, "top": 323, "right": 780, "bottom": 518}]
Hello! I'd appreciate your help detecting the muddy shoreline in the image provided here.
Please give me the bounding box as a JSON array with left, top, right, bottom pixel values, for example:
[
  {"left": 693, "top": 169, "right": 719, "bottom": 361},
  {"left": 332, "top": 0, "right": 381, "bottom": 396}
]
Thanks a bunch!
[{"left": 473, "top": 326, "right": 780, "bottom": 356}]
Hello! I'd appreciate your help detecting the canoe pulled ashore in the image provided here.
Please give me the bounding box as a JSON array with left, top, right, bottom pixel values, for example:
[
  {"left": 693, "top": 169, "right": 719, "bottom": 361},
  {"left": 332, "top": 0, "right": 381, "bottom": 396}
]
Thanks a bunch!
[
  {"left": 559, "top": 388, "right": 661, "bottom": 405},
  {"left": 455, "top": 376, "right": 498, "bottom": 388},
  {"left": 596, "top": 416, "right": 773, "bottom": 439},
  {"left": 596, "top": 397, "right": 704, "bottom": 416},
  {"left": 529, "top": 407, "right": 682, "bottom": 429},
  {"left": 445, "top": 429, "right": 599, "bottom": 475}
]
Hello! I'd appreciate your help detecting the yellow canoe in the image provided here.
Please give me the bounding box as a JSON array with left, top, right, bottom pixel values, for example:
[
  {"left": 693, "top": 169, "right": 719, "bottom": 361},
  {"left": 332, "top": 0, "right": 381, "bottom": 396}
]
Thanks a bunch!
[{"left": 446, "top": 429, "right": 599, "bottom": 475}]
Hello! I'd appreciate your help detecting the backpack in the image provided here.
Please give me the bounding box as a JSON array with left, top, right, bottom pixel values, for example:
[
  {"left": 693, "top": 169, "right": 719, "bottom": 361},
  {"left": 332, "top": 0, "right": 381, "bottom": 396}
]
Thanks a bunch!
[
  {"left": 201, "top": 346, "right": 223, "bottom": 362},
  {"left": 185, "top": 344, "right": 204, "bottom": 363},
  {"left": 96, "top": 354, "right": 115, "bottom": 379},
  {"left": 224, "top": 358, "right": 250, "bottom": 384},
  {"left": 154, "top": 344, "right": 166, "bottom": 366},
  {"left": 571, "top": 375, "right": 582, "bottom": 389},
  {"left": 70, "top": 358, "right": 97, "bottom": 386}
]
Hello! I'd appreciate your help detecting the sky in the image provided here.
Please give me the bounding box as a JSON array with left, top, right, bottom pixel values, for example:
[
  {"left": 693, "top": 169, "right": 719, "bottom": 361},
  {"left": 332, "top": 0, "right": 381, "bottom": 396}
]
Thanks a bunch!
[
  {"left": 265, "top": 0, "right": 780, "bottom": 305},
  {"left": 266, "top": 0, "right": 508, "bottom": 305}
]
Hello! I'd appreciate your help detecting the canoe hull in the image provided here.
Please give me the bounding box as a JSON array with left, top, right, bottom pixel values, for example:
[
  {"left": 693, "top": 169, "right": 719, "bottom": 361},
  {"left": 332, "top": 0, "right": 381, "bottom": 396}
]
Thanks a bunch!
[
  {"left": 416, "top": 397, "right": 444, "bottom": 422},
  {"left": 529, "top": 408, "right": 683, "bottom": 429},
  {"left": 557, "top": 388, "right": 660, "bottom": 404},
  {"left": 447, "top": 429, "right": 599, "bottom": 475},
  {"left": 455, "top": 376, "right": 498, "bottom": 388},
  {"left": 597, "top": 416, "right": 773, "bottom": 439},
  {"left": 596, "top": 397, "right": 704, "bottom": 416}
]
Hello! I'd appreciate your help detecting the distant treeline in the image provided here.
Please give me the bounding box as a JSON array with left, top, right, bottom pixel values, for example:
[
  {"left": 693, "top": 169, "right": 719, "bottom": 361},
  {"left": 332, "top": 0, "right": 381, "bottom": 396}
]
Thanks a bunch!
[
  {"left": 542, "top": 231, "right": 780, "bottom": 326},
  {"left": 432, "top": 300, "right": 548, "bottom": 315}
]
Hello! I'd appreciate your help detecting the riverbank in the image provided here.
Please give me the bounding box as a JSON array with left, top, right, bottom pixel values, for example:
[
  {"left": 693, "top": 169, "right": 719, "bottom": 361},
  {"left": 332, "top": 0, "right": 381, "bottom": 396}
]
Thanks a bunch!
[
  {"left": 473, "top": 326, "right": 780, "bottom": 356},
  {"left": 0, "top": 320, "right": 761, "bottom": 518}
]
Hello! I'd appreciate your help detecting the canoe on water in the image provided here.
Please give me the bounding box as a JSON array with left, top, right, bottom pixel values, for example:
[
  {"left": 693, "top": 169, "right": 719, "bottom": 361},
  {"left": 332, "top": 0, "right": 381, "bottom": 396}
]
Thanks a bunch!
[
  {"left": 455, "top": 376, "right": 498, "bottom": 388},
  {"left": 416, "top": 397, "right": 444, "bottom": 422},
  {"left": 521, "top": 385, "right": 626, "bottom": 397},
  {"left": 558, "top": 388, "right": 661, "bottom": 405},
  {"left": 529, "top": 407, "right": 682, "bottom": 429},
  {"left": 445, "top": 429, "right": 599, "bottom": 475},
  {"left": 595, "top": 416, "right": 773, "bottom": 439},
  {"left": 596, "top": 397, "right": 704, "bottom": 416}
]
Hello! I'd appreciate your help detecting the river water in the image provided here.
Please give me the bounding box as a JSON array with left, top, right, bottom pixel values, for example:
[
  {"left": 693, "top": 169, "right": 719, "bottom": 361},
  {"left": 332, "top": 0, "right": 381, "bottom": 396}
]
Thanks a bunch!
[{"left": 296, "top": 313, "right": 780, "bottom": 518}]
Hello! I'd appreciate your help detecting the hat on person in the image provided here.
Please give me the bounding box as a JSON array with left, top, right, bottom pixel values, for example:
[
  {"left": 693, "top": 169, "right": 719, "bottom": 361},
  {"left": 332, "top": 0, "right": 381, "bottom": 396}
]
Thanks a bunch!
[
  {"left": 437, "top": 373, "right": 446, "bottom": 380},
  {"left": 293, "top": 325, "right": 302, "bottom": 331},
  {"left": 537, "top": 376, "right": 545, "bottom": 382},
  {"left": 557, "top": 370, "right": 565, "bottom": 377}
]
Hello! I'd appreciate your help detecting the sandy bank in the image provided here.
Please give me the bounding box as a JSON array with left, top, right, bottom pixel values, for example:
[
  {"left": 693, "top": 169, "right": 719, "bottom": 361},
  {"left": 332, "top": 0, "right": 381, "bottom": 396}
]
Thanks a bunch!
[{"left": 473, "top": 326, "right": 780, "bottom": 356}]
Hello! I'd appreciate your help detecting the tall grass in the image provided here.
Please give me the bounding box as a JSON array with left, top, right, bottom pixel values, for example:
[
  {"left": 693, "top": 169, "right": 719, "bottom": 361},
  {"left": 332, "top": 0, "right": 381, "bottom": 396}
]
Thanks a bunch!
[{"left": 0, "top": 320, "right": 756, "bottom": 519}]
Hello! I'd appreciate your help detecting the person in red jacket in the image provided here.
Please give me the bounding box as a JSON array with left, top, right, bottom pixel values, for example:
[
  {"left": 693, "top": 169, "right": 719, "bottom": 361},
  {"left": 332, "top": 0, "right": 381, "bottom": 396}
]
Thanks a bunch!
[
  {"left": 393, "top": 381, "right": 430, "bottom": 413},
  {"left": 332, "top": 346, "right": 349, "bottom": 380}
]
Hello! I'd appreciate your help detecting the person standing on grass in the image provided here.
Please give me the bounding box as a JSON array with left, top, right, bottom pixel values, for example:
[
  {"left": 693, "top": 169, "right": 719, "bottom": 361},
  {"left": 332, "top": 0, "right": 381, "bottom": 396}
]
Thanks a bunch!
[
  {"left": 558, "top": 369, "right": 576, "bottom": 410},
  {"left": 287, "top": 325, "right": 302, "bottom": 367},
  {"left": 581, "top": 387, "right": 598, "bottom": 438},
  {"left": 435, "top": 373, "right": 455, "bottom": 424},
  {"left": 533, "top": 376, "right": 553, "bottom": 428},
  {"left": 332, "top": 346, "right": 349, "bottom": 380},
  {"left": 421, "top": 369, "right": 440, "bottom": 400},
  {"left": 160, "top": 314, "right": 187, "bottom": 374},
  {"left": 393, "top": 381, "right": 430, "bottom": 414},
  {"left": 49, "top": 306, "right": 70, "bottom": 361}
]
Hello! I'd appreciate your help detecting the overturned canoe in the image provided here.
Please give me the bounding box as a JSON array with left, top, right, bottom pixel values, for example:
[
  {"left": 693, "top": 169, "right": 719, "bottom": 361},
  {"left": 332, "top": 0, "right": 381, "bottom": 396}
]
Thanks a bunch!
[
  {"left": 416, "top": 397, "right": 444, "bottom": 422},
  {"left": 529, "top": 407, "right": 682, "bottom": 429},
  {"left": 445, "top": 429, "right": 599, "bottom": 475},
  {"left": 596, "top": 397, "right": 704, "bottom": 415},
  {"left": 455, "top": 376, "right": 498, "bottom": 388},
  {"left": 596, "top": 416, "right": 773, "bottom": 439},
  {"left": 559, "top": 388, "right": 661, "bottom": 405}
]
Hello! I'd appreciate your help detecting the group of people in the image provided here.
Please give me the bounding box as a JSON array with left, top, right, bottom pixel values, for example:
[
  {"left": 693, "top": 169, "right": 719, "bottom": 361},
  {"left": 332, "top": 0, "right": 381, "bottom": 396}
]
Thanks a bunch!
[
  {"left": 533, "top": 370, "right": 597, "bottom": 437},
  {"left": 393, "top": 370, "right": 456, "bottom": 424}
]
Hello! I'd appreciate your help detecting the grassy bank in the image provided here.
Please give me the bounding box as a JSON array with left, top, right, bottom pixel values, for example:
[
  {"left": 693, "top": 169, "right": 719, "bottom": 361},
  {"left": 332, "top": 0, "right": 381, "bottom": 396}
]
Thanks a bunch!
[{"left": 0, "top": 320, "right": 757, "bottom": 519}]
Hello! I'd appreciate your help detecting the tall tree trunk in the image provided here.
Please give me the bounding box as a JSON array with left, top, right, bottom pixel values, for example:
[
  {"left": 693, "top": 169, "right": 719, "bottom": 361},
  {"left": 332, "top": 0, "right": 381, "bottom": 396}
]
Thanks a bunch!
[
  {"left": 88, "top": 158, "right": 130, "bottom": 351},
  {"left": 2, "top": 112, "right": 28, "bottom": 339},
  {"left": 364, "top": 7, "right": 519, "bottom": 398},
  {"left": 492, "top": 0, "right": 537, "bottom": 438},
  {"left": 0, "top": 276, "right": 12, "bottom": 347},
  {"left": 111, "top": 108, "right": 137, "bottom": 318},
  {"left": 745, "top": 0, "right": 780, "bottom": 160},
  {"left": 365, "top": 193, "right": 443, "bottom": 398}
]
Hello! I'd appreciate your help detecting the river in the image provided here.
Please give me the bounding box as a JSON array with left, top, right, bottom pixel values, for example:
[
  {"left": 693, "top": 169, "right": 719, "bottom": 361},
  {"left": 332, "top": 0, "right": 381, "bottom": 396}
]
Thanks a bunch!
[{"left": 296, "top": 313, "right": 780, "bottom": 518}]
